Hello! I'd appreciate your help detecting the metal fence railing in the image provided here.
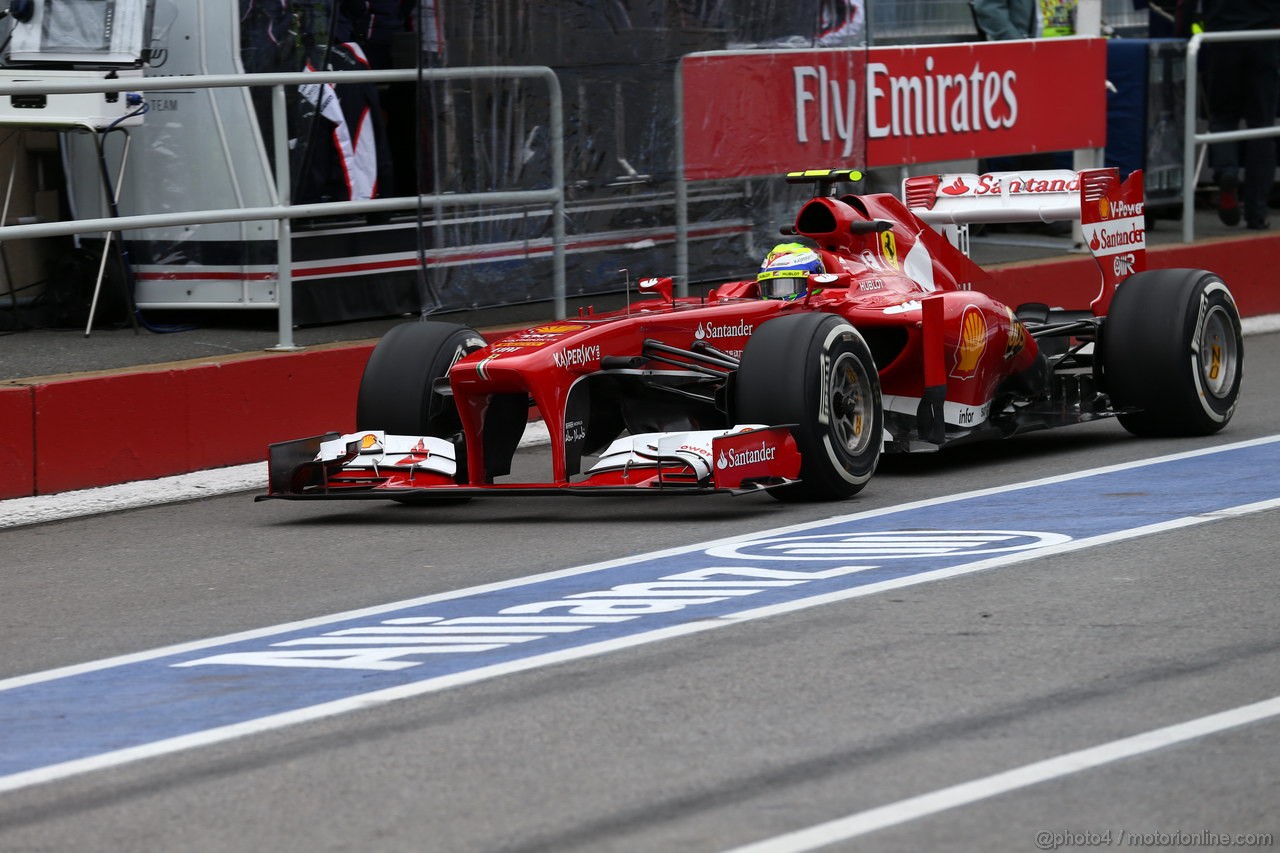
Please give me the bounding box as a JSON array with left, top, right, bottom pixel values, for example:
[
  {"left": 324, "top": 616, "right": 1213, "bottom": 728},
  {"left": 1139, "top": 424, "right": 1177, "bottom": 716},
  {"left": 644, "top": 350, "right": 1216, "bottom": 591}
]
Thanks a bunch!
[
  {"left": 1181, "top": 29, "right": 1280, "bottom": 242},
  {"left": 0, "top": 66, "right": 565, "bottom": 350}
]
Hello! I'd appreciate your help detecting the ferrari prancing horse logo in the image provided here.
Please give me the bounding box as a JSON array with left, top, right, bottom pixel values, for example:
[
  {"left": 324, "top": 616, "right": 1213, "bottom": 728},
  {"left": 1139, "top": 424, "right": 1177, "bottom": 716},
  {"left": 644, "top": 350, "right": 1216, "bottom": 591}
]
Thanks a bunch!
[{"left": 879, "top": 231, "right": 900, "bottom": 269}]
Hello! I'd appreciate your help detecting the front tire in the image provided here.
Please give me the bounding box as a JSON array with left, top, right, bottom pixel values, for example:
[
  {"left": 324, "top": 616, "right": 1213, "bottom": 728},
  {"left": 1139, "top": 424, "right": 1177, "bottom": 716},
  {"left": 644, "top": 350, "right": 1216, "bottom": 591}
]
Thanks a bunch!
[
  {"left": 356, "top": 321, "right": 486, "bottom": 435},
  {"left": 1101, "top": 269, "right": 1243, "bottom": 436},
  {"left": 356, "top": 321, "right": 486, "bottom": 499},
  {"left": 734, "top": 313, "right": 883, "bottom": 502}
]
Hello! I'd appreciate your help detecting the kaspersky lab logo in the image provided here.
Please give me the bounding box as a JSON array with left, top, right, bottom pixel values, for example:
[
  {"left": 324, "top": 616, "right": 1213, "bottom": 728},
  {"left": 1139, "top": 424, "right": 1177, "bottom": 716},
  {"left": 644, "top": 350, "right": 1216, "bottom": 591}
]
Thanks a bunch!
[
  {"left": 696, "top": 320, "right": 753, "bottom": 341},
  {"left": 552, "top": 344, "right": 601, "bottom": 369}
]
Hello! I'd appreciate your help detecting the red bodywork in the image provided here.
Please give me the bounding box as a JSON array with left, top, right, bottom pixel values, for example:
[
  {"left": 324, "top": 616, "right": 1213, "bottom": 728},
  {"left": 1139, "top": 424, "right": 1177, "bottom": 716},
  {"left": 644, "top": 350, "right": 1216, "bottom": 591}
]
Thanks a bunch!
[
  {"left": 263, "top": 168, "right": 1143, "bottom": 500},
  {"left": 445, "top": 188, "right": 1036, "bottom": 487}
]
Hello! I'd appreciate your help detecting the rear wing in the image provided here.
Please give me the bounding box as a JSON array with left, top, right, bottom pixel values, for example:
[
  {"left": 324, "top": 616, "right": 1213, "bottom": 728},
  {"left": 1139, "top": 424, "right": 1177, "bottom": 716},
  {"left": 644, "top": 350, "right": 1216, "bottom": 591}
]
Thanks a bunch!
[{"left": 902, "top": 168, "right": 1147, "bottom": 314}]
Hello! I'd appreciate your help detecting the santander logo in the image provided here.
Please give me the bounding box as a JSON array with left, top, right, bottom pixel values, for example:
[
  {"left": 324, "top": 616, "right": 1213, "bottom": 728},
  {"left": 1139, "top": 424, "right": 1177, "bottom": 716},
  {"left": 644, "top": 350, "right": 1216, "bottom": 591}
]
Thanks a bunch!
[
  {"left": 717, "top": 442, "right": 778, "bottom": 469},
  {"left": 1088, "top": 223, "right": 1145, "bottom": 253},
  {"left": 938, "top": 173, "right": 1082, "bottom": 198},
  {"left": 696, "top": 320, "right": 753, "bottom": 341}
]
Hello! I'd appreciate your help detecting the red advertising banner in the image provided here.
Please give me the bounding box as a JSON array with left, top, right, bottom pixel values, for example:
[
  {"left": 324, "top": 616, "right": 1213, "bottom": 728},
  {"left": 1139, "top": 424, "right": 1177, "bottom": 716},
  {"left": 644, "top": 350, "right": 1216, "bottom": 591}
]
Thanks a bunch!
[
  {"left": 681, "top": 49, "right": 867, "bottom": 181},
  {"left": 681, "top": 38, "right": 1107, "bottom": 181},
  {"left": 866, "top": 38, "right": 1108, "bottom": 165}
]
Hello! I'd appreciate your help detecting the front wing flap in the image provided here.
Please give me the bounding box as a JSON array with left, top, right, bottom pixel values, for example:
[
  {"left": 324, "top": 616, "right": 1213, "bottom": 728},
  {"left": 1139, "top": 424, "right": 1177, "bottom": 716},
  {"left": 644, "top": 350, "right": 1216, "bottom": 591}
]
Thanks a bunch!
[
  {"left": 257, "top": 425, "right": 801, "bottom": 501},
  {"left": 580, "top": 425, "right": 800, "bottom": 492}
]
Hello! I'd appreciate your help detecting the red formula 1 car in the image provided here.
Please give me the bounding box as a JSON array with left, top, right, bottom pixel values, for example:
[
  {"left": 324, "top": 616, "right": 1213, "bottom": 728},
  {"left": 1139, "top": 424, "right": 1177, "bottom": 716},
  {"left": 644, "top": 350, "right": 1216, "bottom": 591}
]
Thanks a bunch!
[{"left": 260, "top": 167, "right": 1243, "bottom": 504}]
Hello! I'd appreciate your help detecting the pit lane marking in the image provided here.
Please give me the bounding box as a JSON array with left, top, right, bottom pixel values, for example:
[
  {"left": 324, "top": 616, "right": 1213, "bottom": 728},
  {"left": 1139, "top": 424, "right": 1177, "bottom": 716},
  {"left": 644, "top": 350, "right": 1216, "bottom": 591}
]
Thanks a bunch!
[
  {"left": 724, "top": 694, "right": 1280, "bottom": 852},
  {"left": 2, "top": 435, "right": 1280, "bottom": 793}
]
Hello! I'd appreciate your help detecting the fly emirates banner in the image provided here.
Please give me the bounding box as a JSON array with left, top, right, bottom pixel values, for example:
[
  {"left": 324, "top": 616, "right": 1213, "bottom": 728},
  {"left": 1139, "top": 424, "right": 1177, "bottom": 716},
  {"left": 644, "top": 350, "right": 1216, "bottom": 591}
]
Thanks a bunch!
[{"left": 680, "top": 38, "right": 1107, "bottom": 181}]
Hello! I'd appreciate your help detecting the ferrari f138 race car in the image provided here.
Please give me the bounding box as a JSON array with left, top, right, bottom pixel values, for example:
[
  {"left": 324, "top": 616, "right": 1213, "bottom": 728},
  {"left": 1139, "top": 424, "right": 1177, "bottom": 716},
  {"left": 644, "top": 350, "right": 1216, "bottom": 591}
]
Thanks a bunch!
[{"left": 260, "top": 167, "right": 1243, "bottom": 504}]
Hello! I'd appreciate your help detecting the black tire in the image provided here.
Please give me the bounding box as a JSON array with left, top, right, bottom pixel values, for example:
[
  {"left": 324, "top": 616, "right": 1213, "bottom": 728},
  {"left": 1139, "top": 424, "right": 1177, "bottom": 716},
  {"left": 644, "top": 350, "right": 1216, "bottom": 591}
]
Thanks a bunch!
[
  {"left": 734, "top": 313, "right": 883, "bottom": 502},
  {"left": 356, "top": 321, "right": 486, "bottom": 434},
  {"left": 356, "top": 322, "right": 486, "bottom": 500},
  {"left": 1101, "top": 269, "right": 1243, "bottom": 436}
]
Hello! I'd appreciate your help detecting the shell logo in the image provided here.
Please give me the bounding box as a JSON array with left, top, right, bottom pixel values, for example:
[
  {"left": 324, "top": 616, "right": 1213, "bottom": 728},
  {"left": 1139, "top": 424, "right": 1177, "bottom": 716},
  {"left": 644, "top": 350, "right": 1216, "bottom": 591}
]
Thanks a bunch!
[
  {"left": 950, "top": 305, "right": 987, "bottom": 379},
  {"left": 1003, "top": 306, "right": 1027, "bottom": 360},
  {"left": 1099, "top": 197, "right": 1111, "bottom": 219},
  {"left": 533, "top": 324, "right": 587, "bottom": 334}
]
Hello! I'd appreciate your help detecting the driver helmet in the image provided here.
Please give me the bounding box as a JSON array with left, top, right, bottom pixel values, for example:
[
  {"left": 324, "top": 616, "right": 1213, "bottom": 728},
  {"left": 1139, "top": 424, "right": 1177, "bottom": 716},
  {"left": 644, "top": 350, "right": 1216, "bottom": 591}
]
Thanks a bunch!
[{"left": 757, "top": 242, "right": 824, "bottom": 299}]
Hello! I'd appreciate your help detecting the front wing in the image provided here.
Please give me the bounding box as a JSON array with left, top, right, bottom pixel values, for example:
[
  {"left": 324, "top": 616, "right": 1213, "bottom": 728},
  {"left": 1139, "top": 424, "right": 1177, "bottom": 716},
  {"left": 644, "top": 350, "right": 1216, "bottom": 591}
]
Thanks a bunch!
[{"left": 256, "top": 425, "right": 802, "bottom": 500}]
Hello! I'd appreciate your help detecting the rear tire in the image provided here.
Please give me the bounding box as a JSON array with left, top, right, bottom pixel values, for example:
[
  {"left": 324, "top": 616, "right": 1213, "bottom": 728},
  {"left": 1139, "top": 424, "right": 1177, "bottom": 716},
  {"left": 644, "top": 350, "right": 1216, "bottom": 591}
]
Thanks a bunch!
[
  {"left": 734, "top": 314, "right": 882, "bottom": 502},
  {"left": 356, "top": 321, "right": 486, "bottom": 499},
  {"left": 1101, "top": 269, "right": 1243, "bottom": 436}
]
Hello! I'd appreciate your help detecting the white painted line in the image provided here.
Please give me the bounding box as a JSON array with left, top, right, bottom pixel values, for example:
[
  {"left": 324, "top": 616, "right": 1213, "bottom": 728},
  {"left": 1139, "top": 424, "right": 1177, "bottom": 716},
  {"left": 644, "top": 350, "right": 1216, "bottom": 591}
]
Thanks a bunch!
[
  {"left": 1242, "top": 314, "right": 1280, "bottom": 336},
  {"left": 7, "top": 502, "right": 1280, "bottom": 794},
  {"left": 0, "top": 463, "right": 268, "bottom": 530},
  {"left": 7, "top": 499, "right": 1280, "bottom": 788},
  {"left": 724, "top": 694, "right": 1280, "bottom": 853},
  {"left": 518, "top": 419, "right": 552, "bottom": 448},
  {"left": 5, "top": 434, "right": 1280, "bottom": 694},
  {"left": 0, "top": 421, "right": 553, "bottom": 530}
]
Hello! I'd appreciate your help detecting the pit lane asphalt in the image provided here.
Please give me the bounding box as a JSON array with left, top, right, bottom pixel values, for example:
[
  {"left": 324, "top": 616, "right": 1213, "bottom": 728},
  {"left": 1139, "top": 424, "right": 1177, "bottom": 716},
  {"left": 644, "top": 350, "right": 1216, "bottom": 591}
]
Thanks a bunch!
[{"left": 0, "top": 332, "right": 1277, "bottom": 852}]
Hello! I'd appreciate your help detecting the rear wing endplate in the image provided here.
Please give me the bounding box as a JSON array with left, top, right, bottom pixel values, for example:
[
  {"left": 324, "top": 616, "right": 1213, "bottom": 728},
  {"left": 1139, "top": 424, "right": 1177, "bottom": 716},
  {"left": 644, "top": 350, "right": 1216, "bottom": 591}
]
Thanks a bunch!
[{"left": 903, "top": 168, "right": 1147, "bottom": 314}]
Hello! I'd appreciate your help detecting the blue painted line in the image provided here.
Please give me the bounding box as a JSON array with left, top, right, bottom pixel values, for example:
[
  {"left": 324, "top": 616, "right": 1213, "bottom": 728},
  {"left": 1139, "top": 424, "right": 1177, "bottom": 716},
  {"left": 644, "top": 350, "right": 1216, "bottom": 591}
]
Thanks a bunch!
[{"left": 3, "top": 437, "right": 1280, "bottom": 789}]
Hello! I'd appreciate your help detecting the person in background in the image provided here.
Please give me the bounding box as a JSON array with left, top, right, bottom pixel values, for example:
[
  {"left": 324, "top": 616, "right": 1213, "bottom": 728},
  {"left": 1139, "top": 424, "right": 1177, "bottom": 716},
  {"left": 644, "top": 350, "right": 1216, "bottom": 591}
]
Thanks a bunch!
[
  {"left": 1039, "top": 0, "right": 1077, "bottom": 37},
  {"left": 1198, "top": 0, "right": 1280, "bottom": 230},
  {"left": 816, "top": 0, "right": 866, "bottom": 46},
  {"left": 1144, "top": 0, "right": 1187, "bottom": 38},
  {"left": 971, "top": 0, "right": 1037, "bottom": 40},
  {"left": 334, "top": 0, "right": 410, "bottom": 70}
]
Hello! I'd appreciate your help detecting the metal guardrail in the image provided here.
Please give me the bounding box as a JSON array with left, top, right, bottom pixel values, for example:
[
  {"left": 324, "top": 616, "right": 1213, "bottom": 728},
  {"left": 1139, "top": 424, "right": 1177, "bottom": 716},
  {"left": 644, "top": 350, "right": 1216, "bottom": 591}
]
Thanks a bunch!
[
  {"left": 0, "top": 66, "right": 566, "bottom": 349},
  {"left": 1182, "top": 29, "right": 1280, "bottom": 243}
]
